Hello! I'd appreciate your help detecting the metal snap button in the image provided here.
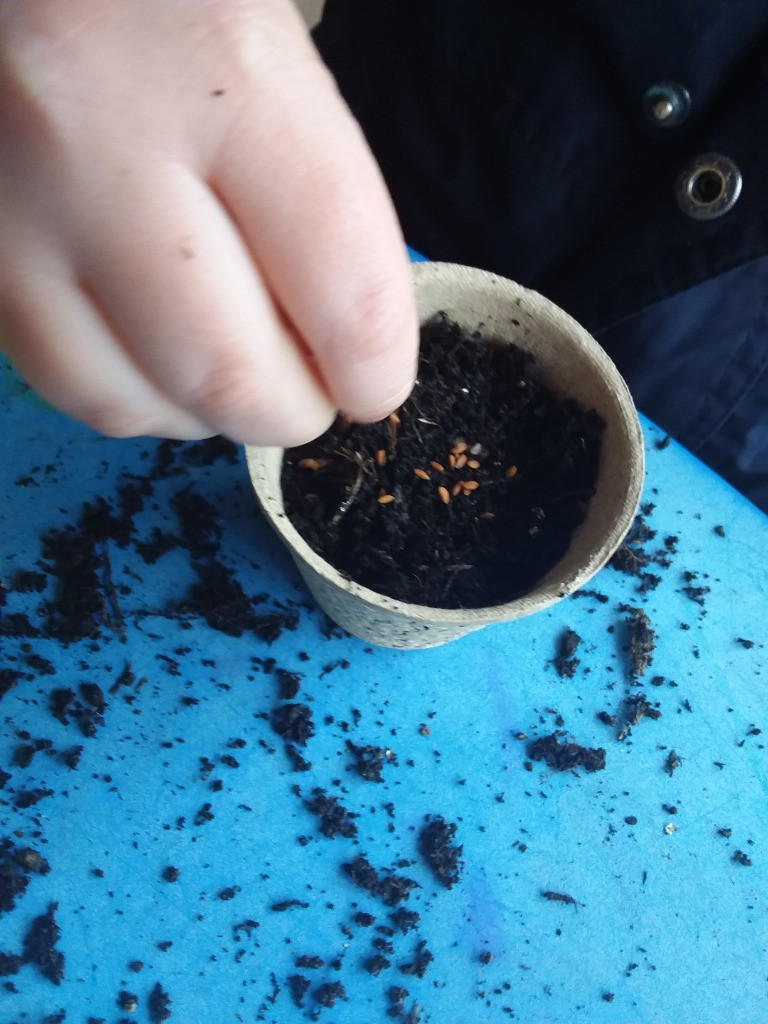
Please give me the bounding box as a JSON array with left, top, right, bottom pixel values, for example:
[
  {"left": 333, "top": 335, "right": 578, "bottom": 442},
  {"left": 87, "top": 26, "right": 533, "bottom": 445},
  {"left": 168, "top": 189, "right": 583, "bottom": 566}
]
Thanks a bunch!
[
  {"left": 675, "top": 153, "right": 742, "bottom": 220},
  {"left": 643, "top": 81, "right": 691, "bottom": 126}
]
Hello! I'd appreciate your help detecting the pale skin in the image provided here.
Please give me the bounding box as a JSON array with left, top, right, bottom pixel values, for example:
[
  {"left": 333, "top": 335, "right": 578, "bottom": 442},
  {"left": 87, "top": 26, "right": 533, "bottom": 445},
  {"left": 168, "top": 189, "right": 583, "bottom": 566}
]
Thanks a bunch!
[{"left": 0, "top": 0, "right": 418, "bottom": 446}]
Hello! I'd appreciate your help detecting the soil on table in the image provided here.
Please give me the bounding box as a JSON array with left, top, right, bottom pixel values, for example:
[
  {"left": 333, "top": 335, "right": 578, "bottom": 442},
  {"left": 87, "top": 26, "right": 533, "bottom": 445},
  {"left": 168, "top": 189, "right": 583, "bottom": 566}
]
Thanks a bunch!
[{"left": 282, "top": 315, "right": 604, "bottom": 608}]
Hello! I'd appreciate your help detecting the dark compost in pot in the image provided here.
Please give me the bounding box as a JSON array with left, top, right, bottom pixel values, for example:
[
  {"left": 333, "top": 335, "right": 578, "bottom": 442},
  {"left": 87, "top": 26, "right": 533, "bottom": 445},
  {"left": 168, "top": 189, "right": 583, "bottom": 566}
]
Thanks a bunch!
[{"left": 282, "top": 315, "right": 605, "bottom": 609}]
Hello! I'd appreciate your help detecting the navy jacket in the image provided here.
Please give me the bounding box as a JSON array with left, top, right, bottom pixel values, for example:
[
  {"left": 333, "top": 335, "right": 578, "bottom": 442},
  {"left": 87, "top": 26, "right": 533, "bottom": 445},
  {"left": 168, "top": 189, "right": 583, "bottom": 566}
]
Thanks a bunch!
[{"left": 315, "top": 0, "right": 768, "bottom": 512}]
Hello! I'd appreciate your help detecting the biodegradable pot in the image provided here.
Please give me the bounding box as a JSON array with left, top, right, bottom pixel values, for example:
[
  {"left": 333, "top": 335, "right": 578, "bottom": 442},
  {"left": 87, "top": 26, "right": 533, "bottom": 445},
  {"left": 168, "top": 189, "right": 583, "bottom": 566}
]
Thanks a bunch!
[{"left": 245, "top": 262, "right": 644, "bottom": 649}]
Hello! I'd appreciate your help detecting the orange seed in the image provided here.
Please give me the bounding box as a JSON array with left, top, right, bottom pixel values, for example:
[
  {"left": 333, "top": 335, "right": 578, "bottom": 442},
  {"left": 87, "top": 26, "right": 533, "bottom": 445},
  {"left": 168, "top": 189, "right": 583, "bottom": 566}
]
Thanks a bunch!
[
  {"left": 505, "top": 465, "right": 519, "bottom": 479},
  {"left": 413, "top": 468, "right": 430, "bottom": 480},
  {"left": 375, "top": 448, "right": 387, "bottom": 466},
  {"left": 437, "top": 486, "right": 450, "bottom": 504},
  {"left": 462, "top": 480, "right": 480, "bottom": 491},
  {"left": 430, "top": 461, "right": 445, "bottom": 473},
  {"left": 377, "top": 493, "right": 395, "bottom": 504}
]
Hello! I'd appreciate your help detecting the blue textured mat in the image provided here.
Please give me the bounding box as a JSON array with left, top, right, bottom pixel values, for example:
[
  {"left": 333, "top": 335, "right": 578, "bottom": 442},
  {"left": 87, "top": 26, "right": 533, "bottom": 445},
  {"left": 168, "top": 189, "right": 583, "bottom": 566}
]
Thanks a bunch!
[{"left": 1, "top": 349, "right": 766, "bottom": 1024}]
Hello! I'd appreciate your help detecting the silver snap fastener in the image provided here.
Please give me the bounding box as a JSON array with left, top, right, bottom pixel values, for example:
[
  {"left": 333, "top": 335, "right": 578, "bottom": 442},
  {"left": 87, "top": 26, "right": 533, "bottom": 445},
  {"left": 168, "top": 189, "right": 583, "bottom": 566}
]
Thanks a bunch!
[
  {"left": 675, "top": 153, "right": 742, "bottom": 220},
  {"left": 643, "top": 81, "right": 691, "bottom": 126}
]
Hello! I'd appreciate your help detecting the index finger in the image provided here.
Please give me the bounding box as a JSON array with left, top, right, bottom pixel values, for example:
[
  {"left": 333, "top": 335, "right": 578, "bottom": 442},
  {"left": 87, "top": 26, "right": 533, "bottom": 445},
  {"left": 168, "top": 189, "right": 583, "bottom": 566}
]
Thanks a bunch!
[{"left": 211, "top": 43, "right": 419, "bottom": 424}]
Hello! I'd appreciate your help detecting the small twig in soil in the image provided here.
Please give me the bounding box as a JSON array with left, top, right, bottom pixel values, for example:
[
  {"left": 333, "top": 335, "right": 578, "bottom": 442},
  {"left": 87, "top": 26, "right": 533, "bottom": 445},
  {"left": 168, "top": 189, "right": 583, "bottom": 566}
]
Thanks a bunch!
[
  {"left": 330, "top": 450, "right": 365, "bottom": 526},
  {"left": 101, "top": 544, "right": 126, "bottom": 640},
  {"left": 406, "top": 394, "right": 437, "bottom": 444},
  {"left": 439, "top": 564, "right": 474, "bottom": 601}
]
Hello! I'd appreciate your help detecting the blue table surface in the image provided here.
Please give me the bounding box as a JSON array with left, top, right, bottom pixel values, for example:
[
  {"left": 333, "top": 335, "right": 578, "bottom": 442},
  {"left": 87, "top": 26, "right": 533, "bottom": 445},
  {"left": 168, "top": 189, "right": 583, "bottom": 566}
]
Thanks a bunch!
[{"left": 1, "top": 347, "right": 766, "bottom": 1024}]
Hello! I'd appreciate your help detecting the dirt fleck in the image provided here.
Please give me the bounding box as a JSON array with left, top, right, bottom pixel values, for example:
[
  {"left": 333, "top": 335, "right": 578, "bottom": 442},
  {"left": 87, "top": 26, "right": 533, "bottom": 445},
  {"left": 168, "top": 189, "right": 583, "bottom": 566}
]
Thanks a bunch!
[
  {"left": 303, "top": 788, "right": 359, "bottom": 839},
  {"left": 270, "top": 899, "right": 310, "bottom": 912},
  {"left": 553, "top": 629, "right": 581, "bottom": 677},
  {"left": 364, "top": 953, "right": 391, "bottom": 976},
  {"left": 148, "top": 981, "right": 172, "bottom": 1022},
  {"left": 418, "top": 816, "right": 463, "bottom": 889},
  {"left": 542, "top": 890, "right": 579, "bottom": 907},
  {"left": 732, "top": 850, "right": 753, "bottom": 866},
  {"left": 346, "top": 740, "right": 398, "bottom": 782},
  {"left": 314, "top": 980, "right": 347, "bottom": 1008},
  {"left": 526, "top": 732, "right": 606, "bottom": 773},
  {"left": 621, "top": 606, "right": 656, "bottom": 679},
  {"left": 270, "top": 703, "right": 315, "bottom": 746},
  {"left": 22, "top": 902, "right": 64, "bottom": 985},
  {"left": 342, "top": 855, "right": 419, "bottom": 907},
  {"left": 398, "top": 941, "right": 434, "bottom": 978},
  {"left": 664, "top": 750, "right": 682, "bottom": 776},
  {"left": 288, "top": 974, "right": 311, "bottom": 1008}
]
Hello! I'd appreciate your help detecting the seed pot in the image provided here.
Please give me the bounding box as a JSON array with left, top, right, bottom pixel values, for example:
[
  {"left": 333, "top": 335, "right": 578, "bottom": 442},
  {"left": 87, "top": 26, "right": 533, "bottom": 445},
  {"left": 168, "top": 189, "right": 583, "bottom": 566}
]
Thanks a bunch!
[{"left": 245, "top": 262, "right": 644, "bottom": 649}]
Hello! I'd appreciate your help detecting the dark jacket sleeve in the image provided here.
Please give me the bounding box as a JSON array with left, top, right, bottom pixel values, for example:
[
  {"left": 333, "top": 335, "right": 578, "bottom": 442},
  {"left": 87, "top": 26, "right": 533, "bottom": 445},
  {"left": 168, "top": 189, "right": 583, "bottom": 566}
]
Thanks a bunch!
[{"left": 314, "top": 0, "right": 768, "bottom": 511}]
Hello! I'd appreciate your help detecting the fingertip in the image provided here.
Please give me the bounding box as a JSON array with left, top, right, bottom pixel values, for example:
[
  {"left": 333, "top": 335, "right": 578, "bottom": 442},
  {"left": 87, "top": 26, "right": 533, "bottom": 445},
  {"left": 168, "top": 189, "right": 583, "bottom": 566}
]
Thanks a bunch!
[
  {"left": 315, "top": 267, "right": 420, "bottom": 422},
  {"left": 339, "top": 364, "right": 418, "bottom": 426},
  {"left": 236, "top": 402, "right": 337, "bottom": 449}
]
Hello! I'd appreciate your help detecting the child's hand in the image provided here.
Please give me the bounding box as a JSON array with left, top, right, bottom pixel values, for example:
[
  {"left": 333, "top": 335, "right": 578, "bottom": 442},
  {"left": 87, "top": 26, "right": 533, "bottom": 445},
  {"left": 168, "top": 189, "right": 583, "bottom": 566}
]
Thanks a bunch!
[{"left": 0, "top": 0, "right": 417, "bottom": 445}]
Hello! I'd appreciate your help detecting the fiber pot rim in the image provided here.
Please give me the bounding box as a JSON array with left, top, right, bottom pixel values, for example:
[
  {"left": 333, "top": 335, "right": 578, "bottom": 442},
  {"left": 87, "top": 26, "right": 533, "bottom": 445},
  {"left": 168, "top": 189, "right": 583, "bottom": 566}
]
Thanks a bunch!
[{"left": 245, "top": 262, "right": 645, "bottom": 630}]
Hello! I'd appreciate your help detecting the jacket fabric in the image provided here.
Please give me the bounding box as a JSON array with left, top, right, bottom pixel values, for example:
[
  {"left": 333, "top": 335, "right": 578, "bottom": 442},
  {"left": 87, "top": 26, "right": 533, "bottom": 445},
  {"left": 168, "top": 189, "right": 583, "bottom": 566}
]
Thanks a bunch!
[{"left": 314, "top": 0, "right": 768, "bottom": 511}]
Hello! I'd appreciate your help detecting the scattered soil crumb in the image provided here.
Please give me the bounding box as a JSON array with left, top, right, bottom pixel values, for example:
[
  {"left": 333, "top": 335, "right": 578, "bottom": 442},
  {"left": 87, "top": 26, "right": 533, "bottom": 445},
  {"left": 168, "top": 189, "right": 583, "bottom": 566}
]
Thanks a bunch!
[
  {"left": 23, "top": 902, "right": 64, "bottom": 984},
  {"left": 664, "top": 750, "right": 682, "bottom": 776},
  {"left": 303, "top": 787, "right": 359, "bottom": 839},
  {"left": 271, "top": 703, "right": 315, "bottom": 746},
  {"left": 342, "top": 855, "right": 419, "bottom": 907},
  {"left": 609, "top": 508, "right": 674, "bottom": 591},
  {"left": 526, "top": 732, "right": 606, "bottom": 773},
  {"left": 288, "top": 974, "right": 310, "bottom": 1007},
  {"left": 314, "top": 980, "right": 347, "bottom": 1007},
  {"left": 295, "top": 955, "right": 324, "bottom": 969},
  {"left": 148, "top": 981, "right": 172, "bottom": 1023},
  {"left": 0, "top": 952, "right": 23, "bottom": 977},
  {"left": 346, "top": 740, "right": 397, "bottom": 782},
  {"left": 680, "top": 570, "right": 710, "bottom": 607},
  {"left": 620, "top": 605, "right": 655, "bottom": 678},
  {"left": 418, "top": 816, "right": 463, "bottom": 889},
  {"left": 617, "top": 693, "right": 662, "bottom": 740},
  {"left": 398, "top": 941, "right": 434, "bottom": 978},
  {"left": 732, "top": 850, "right": 753, "bottom": 866},
  {"left": 553, "top": 629, "right": 581, "bottom": 677},
  {"left": 389, "top": 908, "right": 420, "bottom": 934},
  {"left": 364, "top": 953, "right": 391, "bottom": 976},
  {"left": 542, "top": 890, "right": 579, "bottom": 907},
  {"left": 276, "top": 668, "right": 302, "bottom": 700},
  {"left": 176, "top": 561, "right": 297, "bottom": 642},
  {"left": 271, "top": 899, "right": 309, "bottom": 912}
]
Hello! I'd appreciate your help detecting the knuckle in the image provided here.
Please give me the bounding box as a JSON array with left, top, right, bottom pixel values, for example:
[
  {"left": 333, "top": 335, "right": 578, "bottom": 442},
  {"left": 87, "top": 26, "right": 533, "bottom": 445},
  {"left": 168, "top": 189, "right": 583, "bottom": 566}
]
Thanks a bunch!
[
  {"left": 183, "top": 360, "right": 334, "bottom": 447},
  {"left": 184, "top": 360, "right": 266, "bottom": 427},
  {"left": 276, "top": 408, "right": 336, "bottom": 449},
  {"left": 0, "top": 39, "right": 68, "bottom": 154},
  {"left": 322, "top": 275, "right": 413, "bottom": 369},
  {"left": 82, "top": 401, "right": 163, "bottom": 439}
]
